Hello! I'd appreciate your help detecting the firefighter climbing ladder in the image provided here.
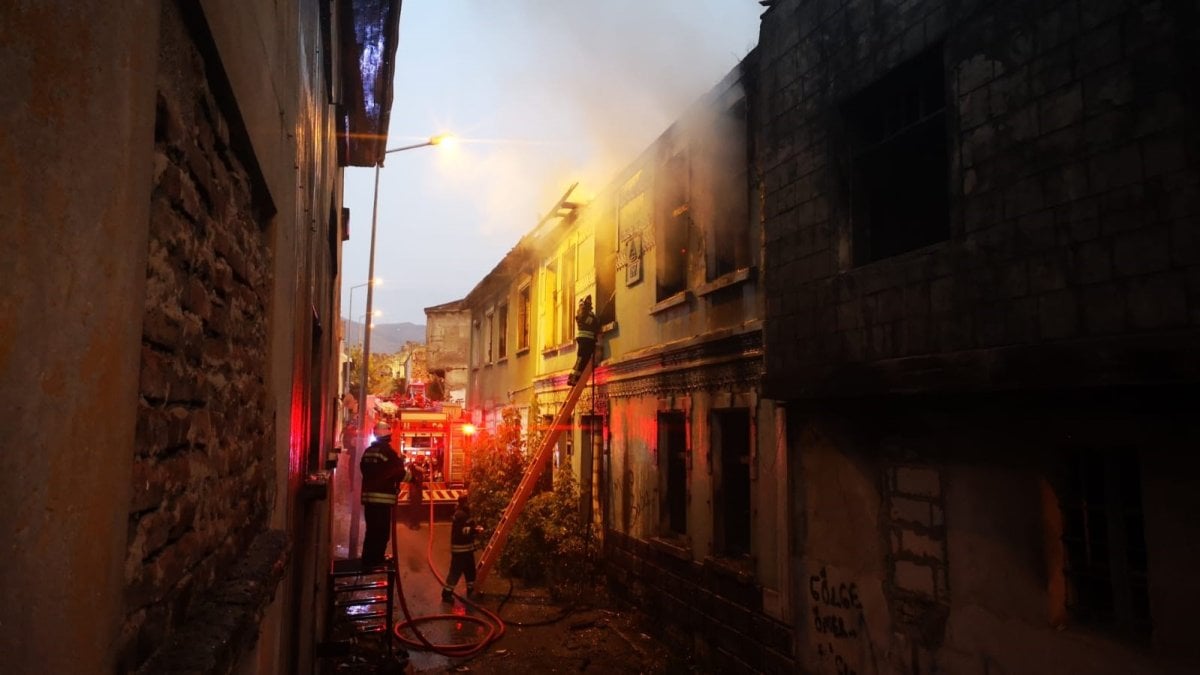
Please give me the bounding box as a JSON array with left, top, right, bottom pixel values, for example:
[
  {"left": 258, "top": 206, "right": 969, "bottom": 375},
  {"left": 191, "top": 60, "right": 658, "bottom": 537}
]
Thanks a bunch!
[{"left": 474, "top": 358, "right": 596, "bottom": 585}]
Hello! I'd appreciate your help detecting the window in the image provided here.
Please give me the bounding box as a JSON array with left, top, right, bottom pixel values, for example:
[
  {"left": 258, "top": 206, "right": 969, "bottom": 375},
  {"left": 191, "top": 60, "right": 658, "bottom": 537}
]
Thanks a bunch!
[
  {"left": 580, "top": 415, "right": 602, "bottom": 525},
  {"left": 559, "top": 246, "right": 576, "bottom": 345},
  {"left": 712, "top": 409, "right": 751, "bottom": 557},
  {"left": 485, "top": 310, "right": 494, "bottom": 363},
  {"left": 517, "top": 284, "right": 530, "bottom": 351},
  {"left": 497, "top": 303, "right": 508, "bottom": 359},
  {"left": 1060, "top": 449, "right": 1150, "bottom": 637},
  {"left": 656, "top": 153, "right": 689, "bottom": 300},
  {"left": 658, "top": 411, "right": 688, "bottom": 536},
  {"left": 539, "top": 414, "right": 557, "bottom": 492},
  {"left": 708, "top": 98, "right": 753, "bottom": 280},
  {"left": 471, "top": 318, "right": 482, "bottom": 367},
  {"left": 845, "top": 45, "right": 948, "bottom": 264},
  {"left": 541, "top": 261, "right": 557, "bottom": 349}
]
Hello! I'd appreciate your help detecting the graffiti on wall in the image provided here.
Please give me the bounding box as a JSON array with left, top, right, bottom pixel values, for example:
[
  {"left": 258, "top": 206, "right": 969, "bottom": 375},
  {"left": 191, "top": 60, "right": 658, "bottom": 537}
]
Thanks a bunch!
[{"left": 810, "top": 566, "right": 870, "bottom": 675}]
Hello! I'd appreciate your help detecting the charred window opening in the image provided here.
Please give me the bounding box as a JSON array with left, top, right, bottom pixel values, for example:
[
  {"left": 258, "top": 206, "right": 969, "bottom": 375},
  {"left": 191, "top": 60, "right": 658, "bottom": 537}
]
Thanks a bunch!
[
  {"left": 1060, "top": 449, "right": 1150, "bottom": 638},
  {"left": 713, "top": 409, "right": 751, "bottom": 557},
  {"left": 517, "top": 284, "right": 531, "bottom": 351},
  {"left": 471, "top": 318, "right": 482, "bottom": 368},
  {"left": 656, "top": 153, "right": 689, "bottom": 300},
  {"left": 497, "top": 302, "right": 508, "bottom": 359},
  {"left": 659, "top": 411, "right": 688, "bottom": 537},
  {"left": 709, "top": 98, "right": 753, "bottom": 280},
  {"left": 485, "top": 309, "right": 494, "bottom": 364},
  {"left": 846, "top": 45, "right": 948, "bottom": 264}
]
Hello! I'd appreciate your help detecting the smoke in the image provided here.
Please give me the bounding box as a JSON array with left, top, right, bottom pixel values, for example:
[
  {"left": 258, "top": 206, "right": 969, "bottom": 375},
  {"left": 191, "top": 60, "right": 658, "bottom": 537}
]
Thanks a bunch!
[{"left": 416, "top": 1, "right": 761, "bottom": 238}]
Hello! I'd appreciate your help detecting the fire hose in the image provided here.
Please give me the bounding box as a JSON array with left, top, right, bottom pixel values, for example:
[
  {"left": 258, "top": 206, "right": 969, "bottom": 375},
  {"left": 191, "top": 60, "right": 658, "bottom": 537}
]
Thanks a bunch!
[{"left": 388, "top": 499, "right": 506, "bottom": 658}]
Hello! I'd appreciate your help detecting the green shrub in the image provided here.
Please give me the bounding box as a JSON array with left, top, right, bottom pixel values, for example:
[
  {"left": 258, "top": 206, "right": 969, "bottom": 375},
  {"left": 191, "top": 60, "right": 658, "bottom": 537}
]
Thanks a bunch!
[{"left": 466, "top": 407, "right": 600, "bottom": 599}]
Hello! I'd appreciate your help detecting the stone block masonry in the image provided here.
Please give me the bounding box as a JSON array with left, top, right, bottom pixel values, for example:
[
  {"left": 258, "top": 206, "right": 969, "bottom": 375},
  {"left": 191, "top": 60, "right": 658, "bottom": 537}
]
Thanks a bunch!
[
  {"left": 120, "top": 7, "right": 275, "bottom": 669},
  {"left": 757, "top": 0, "right": 1200, "bottom": 399}
]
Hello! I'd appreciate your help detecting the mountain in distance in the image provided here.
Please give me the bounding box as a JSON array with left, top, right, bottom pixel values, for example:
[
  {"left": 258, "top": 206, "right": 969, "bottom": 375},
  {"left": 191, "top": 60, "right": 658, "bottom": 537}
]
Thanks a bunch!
[{"left": 344, "top": 320, "right": 425, "bottom": 353}]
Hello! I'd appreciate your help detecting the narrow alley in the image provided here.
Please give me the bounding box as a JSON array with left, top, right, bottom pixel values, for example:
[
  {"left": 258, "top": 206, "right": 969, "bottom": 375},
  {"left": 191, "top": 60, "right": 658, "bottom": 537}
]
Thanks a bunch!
[{"left": 3, "top": 1, "right": 1199, "bottom": 674}]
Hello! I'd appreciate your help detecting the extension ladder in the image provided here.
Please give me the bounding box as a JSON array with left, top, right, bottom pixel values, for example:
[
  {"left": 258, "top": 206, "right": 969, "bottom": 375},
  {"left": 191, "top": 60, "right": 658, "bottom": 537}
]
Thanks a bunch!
[{"left": 474, "top": 359, "right": 596, "bottom": 585}]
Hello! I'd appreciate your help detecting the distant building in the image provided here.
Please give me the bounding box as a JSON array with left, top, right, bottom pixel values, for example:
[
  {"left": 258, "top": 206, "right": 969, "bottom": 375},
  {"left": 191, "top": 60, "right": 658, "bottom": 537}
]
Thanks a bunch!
[{"left": 425, "top": 299, "right": 471, "bottom": 402}]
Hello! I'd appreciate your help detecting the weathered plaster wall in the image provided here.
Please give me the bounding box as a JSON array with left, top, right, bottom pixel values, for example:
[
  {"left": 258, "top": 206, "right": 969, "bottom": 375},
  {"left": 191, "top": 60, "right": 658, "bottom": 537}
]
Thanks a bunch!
[
  {"left": 426, "top": 307, "right": 471, "bottom": 401},
  {"left": 0, "top": 3, "right": 161, "bottom": 672},
  {"left": 789, "top": 398, "right": 1200, "bottom": 675}
]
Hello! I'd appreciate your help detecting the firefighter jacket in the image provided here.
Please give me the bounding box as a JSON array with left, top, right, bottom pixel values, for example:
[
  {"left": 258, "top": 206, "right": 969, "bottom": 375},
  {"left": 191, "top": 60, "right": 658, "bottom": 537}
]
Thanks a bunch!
[
  {"left": 360, "top": 438, "right": 410, "bottom": 505},
  {"left": 450, "top": 506, "right": 478, "bottom": 554},
  {"left": 575, "top": 304, "right": 598, "bottom": 342}
]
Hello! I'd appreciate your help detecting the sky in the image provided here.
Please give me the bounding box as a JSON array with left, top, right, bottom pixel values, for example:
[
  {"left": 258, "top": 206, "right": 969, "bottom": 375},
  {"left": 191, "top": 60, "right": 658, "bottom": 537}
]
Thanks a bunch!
[{"left": 341, "top": 1, "right": 764, "bottom": 326}]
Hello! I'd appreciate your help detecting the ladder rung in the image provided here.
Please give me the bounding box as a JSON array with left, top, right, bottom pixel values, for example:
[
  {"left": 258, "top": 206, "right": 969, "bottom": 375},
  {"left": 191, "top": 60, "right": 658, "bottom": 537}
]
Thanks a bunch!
[
  {"left": 475, "top": 359, "right": 595, "bottom": 584},
  {"left": 334, "top": 594, "right": 389, "bottom": 607},
  {"left": 333, "top": 579, "right": 389, "bottom": 591},
  {"left": 343, "top": 606, "right": 388, "bottom": 619}
]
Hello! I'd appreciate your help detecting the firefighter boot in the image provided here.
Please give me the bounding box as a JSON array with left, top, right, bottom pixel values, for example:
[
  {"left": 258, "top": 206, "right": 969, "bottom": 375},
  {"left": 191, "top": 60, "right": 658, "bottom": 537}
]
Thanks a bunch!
[{"left": 441, "top": 588, "right": 453, "bottom": 603}]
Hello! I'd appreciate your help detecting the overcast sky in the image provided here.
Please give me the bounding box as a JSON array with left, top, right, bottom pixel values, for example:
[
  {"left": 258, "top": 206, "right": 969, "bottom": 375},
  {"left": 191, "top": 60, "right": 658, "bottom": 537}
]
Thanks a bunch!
[{"left": 341, "top": 1, "right": 764, "bottom": 326}]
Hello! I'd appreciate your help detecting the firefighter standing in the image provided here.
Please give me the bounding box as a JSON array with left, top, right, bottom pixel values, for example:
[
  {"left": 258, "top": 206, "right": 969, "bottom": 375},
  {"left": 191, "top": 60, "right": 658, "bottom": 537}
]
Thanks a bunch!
[
  {"left": 442, "top": 493, "right": 484, "bottom": 602},
  {"left": 360, "top": 420, "right": 412, "bottom": 568},
  {"left": 567, "top": 295, "right": 597, "bottom": 386}
]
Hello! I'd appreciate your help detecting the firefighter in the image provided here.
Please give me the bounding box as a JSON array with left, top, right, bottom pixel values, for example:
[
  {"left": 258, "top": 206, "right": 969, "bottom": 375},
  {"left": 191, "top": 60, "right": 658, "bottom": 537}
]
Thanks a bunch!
[
  {"left": 442, "top": 493, "right": 484, "bottom": 602},
  {"left": 567, "top": 295, "right": 597, "bottom": 386},
  {"left": 360, "top": 420, "right": 413, "bottom": 569}
]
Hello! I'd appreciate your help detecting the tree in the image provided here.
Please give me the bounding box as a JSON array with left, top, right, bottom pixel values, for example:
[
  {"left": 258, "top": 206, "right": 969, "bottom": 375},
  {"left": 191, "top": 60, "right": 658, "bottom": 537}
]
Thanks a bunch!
[{"left": 345, "top": 344, "right": 402, "bottom": 397}]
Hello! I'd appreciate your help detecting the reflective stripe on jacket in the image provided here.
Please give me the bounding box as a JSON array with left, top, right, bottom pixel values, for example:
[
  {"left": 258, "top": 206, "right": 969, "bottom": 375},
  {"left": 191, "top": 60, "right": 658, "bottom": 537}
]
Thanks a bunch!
[
  {"left": 575, "top": 308, "right": 598, "bottom": 341},
  {"left": 360, "top": 439, "right": 409, "bottom": 505}
]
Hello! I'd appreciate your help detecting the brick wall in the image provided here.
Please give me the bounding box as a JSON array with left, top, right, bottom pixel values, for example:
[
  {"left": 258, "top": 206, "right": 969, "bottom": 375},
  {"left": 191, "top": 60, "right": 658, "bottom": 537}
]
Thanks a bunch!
[
  {"left": 121, "top": 10, "right": 275, "bottom": 668},
  {"left": 757, "top": 0, "right": 1200, "bottom": 399},
  {"left": 606, "top": 531, "right": 796, "bottom": 673}
]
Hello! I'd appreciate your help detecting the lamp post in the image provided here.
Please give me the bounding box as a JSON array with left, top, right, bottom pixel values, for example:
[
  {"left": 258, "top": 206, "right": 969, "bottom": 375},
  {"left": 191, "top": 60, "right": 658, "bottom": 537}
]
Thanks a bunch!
[
  {"left": 346, "top": 279, "right": 381, "bottom": 347},
  {"left": 349, "top": 133, "right": 452, "bottom": 559}
]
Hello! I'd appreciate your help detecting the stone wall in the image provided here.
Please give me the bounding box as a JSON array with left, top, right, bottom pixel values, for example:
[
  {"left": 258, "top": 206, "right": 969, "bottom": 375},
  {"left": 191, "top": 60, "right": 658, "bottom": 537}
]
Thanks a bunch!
[
  {"left": 757, "top": 0, "right": 1200, "bottom": 399},
  {"left": 121, "top": 6, "right": 276, "bottom": 668}
]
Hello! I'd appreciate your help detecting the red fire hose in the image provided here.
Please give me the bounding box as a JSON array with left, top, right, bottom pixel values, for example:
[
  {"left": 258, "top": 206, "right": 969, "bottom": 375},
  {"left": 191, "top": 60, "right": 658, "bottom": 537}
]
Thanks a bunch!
[{"left": 389, "top": 500, "right": 506, "bottom": 658}]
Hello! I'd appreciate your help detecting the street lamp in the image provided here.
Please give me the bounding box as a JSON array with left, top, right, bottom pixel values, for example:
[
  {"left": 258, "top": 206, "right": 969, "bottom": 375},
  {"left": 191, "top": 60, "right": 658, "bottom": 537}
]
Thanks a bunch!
[
  {"left": 350, "top": 133, "right": 453, "bottom": 558},
  {"left": 346, "top": 279, "right": 382, "bottom": 347}
]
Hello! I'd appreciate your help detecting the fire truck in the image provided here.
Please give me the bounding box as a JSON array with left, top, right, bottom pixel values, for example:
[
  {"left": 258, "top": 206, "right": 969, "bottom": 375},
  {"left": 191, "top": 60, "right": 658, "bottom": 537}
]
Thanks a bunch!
[{"left": 377, "top": 383, "right": 474, "bottom": 505}]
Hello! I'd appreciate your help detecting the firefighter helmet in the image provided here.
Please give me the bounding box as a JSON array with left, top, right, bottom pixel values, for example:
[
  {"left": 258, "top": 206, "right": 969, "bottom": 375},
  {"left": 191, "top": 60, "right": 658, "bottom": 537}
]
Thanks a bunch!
[{"left": 373, "top": 421, "right": 392, "bottom": 437}]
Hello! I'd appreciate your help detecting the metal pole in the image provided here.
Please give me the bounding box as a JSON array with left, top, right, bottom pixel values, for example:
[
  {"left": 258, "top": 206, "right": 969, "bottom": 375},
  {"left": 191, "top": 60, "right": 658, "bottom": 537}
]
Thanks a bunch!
[
  {"left": 349, "top": 163, "right": 383, "bottom": 559},
  {"left": 347, "top": 287, "right": 356, "bottom": 358},
  {"left": 345, "top": 136, "right": 440, "bottom": 559}
]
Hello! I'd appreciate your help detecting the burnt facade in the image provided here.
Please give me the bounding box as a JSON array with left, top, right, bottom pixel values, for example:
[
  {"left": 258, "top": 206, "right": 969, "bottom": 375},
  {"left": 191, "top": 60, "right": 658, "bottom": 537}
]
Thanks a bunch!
[{"left": 757, "top": 0, "right": 1200, "bottom": 673}]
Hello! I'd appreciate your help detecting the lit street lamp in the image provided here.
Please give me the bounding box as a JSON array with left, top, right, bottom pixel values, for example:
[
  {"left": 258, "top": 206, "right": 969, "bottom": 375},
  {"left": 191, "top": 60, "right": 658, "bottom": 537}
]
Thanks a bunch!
[{"left": 349, "top": 133, "right": 452, "bottom": 559}]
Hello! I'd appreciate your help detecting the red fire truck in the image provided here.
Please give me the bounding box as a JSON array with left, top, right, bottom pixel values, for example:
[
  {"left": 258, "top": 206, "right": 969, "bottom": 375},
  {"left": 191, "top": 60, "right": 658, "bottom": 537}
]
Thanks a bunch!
[{"left": 378, "top": 387, "right": 473, "bottom": 505}]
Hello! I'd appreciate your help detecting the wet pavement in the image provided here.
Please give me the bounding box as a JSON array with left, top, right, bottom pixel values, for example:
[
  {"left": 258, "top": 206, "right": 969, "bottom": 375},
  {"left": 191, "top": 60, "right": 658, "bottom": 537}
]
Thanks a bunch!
[{"left": 327, "top": 458, "right": 682, "bottom": 674}]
